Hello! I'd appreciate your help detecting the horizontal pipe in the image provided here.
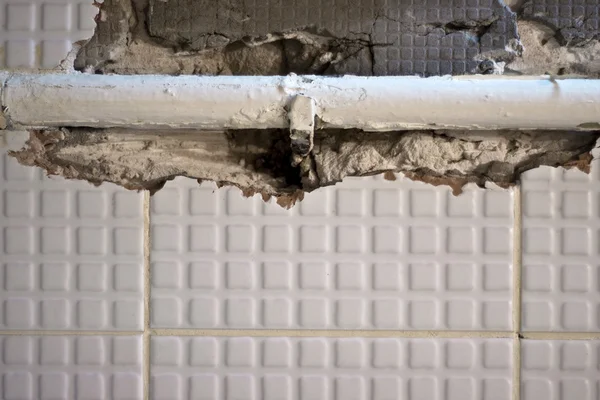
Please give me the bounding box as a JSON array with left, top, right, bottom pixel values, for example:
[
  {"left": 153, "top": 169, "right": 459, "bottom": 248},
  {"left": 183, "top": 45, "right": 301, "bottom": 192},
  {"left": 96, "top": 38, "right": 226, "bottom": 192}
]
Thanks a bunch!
[{"left": 1, "top": 72, "right": 600, "bottom": 131}]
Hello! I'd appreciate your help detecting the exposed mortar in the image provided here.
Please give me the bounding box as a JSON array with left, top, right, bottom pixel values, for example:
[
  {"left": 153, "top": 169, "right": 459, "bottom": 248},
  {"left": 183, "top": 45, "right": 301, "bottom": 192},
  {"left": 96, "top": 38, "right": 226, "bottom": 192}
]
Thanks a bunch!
[
  {"left": 8, "top": 129, "right": 600, "bottom": 207},
  {"left": 508, "top": 20, "right": 600, "bottom": 76},
  {"left": 75, "top": 0, "right": 523, "bottom": 76},
  {"left": 3, "top": 0, "right": 600, "bottom": 204},
  {"left": 72, "top": 0, "right": 600, "bottom": 77}
]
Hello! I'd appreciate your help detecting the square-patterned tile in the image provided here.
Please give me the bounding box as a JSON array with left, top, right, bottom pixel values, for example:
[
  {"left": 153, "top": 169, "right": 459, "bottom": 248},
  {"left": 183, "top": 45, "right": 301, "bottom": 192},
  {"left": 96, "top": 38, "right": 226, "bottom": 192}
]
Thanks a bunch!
[
  {"left": 150, "top": 175, "right": 514, "bottom": 330},
  {"left": 522, "top": 340, "right": 600, "bottom": 400},
  {"left": 0, "top": 335, "right": 143, "bottom": 400},
  {"left": 151, "top": 336, "right": 513, "bottom": 400},
  {"left": 0, "top": 0, "right": 98, "bottom": 69},
  {"left": 522, "top": 164, "right": 600, "bottom": 331},
  {"left": 0, "top": 138, "right": 145, "bottom": 331}
]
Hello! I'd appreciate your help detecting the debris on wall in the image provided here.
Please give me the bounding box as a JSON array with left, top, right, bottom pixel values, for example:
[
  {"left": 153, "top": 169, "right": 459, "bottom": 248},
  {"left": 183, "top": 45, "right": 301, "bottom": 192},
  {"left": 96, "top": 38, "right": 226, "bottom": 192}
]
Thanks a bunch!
[
  {"left": 521, "top": 0, "right": 599, "bottom": 47},
  {"left": 508, "top": 20, "right": 600, "bottom": 76},
  {"left": 73, "top": 0, "right": 600, "bottom": 77},
  {"left": 511, "top": 0, "right": 600, "bottom": 76},
  {"left": 76, "top": 0, "right": 522, "bottom": 76},
  {"left": 9, "top": 129, "right": 600, "bottom": 207},
  {"left": 4, "top": 0, "right": 600, "bottom": 204}
]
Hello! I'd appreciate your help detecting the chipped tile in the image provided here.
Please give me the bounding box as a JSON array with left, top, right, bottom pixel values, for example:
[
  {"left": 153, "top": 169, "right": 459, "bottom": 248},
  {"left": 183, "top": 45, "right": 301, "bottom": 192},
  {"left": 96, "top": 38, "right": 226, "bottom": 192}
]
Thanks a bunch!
[
  {"left": 522, "top": 0, "right": 600, "bottom": 46},
  {"left": 146, "top": 0, "right": 519, "bottom": 76}
]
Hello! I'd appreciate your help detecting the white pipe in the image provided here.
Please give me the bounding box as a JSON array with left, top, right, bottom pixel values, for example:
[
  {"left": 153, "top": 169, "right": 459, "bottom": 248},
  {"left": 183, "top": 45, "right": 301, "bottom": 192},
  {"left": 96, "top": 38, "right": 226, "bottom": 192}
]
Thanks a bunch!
[{"left": 1, "top": 73, "right": 600, "bottom": 131}]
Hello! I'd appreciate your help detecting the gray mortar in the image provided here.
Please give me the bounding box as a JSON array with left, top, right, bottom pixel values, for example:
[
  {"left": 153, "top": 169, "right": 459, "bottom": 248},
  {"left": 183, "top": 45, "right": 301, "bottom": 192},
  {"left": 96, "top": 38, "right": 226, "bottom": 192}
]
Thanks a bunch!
[
  {"left": 507, "top": 20, "right": 600, "bottom": 76},
  {"left": 77, "top": 0, "right": 521, "bottom": 76},
  {"left": 521, "top": 0, "right": 599, "bottom": 46},
  {"left": 147, "top": 0, "right": 520, "bottom": 75},
  {"left": 74, "top": 0, "right": 600, "bottom": 77},
  {"left": 76, "top": 0, "right": 135, "bottom": 70}
]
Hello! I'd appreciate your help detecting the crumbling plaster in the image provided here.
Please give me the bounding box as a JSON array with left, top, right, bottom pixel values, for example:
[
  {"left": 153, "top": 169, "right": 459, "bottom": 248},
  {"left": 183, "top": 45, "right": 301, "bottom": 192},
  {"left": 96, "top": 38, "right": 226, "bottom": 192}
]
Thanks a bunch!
[
  {"left": 3, "top": 0, "right": 600, "bottom": 204},
  {"left": 8, "top": 129, "right": 600, "bottom": 207},
  {"left": 73, "top": 0, "right": 600, "bottom": 77},
  {"left": 76, "top": 0, "right": 523, "bottom": 76}
]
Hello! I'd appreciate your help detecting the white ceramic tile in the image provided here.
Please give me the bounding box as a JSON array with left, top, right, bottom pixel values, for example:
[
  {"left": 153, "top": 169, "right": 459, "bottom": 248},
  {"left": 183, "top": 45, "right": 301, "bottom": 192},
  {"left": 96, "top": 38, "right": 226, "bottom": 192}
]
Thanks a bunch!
[
  {"left": 0, "top": 335, "right": 143, "bottom": 400},
  {"left": 521, "top": 340, "right": 600, "bottom": 400},
  {"left": 151, "top": 336, "right": 513, "bottom": 400},
  {"left": 0, "top": 0, "right": 97, "bottom": 69},
  {"left": 521, "top": 164, "right": 600, "bottom": 331},
  {"left": 0, "top": 144, "right": 144, "bottom": 330},
  {"left": 150, "top": 175, "right": 514, "bottom": 330}
]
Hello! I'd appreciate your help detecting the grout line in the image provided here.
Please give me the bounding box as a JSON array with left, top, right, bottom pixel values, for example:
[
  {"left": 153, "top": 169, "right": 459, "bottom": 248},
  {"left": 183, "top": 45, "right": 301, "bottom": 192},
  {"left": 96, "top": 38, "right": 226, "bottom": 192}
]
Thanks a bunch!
[
  {"left": 143, "top": 190, "right": 151, "bottom": 400},
  {"left": 0, "top": 330, "right": 143, "bottom": 336},
  {"left": 522, "top": 332, "right": 600, "bottom": 340},
  {"left": 1, "top": 328, "right": 598, "bottom": 341},
  {"left": 149, "top": 329, "right": 515, "bottom": 338},
  {"left": 513, "top": 333, "right": 521, "bottom": 400},
  {"left": 512, "top": 183, "right": 523, "bottom": 400},
  {"left": 513, "top": 183, "right": 523, "bottom": 333}
]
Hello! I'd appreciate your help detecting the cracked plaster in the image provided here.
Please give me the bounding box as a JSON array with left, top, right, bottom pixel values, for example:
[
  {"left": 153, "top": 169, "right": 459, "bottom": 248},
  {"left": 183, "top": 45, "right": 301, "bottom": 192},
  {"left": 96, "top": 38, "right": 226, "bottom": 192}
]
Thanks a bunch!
[{"left": 3, "top": 0, "right": 600, "bottom": 203}]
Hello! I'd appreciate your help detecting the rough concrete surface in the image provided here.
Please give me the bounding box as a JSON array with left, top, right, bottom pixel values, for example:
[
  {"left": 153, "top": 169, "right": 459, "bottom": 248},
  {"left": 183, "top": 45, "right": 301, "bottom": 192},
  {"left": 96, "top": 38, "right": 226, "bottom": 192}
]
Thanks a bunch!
[
  {"left": 508, "top": 20, "right": 600, "bottom": 76},
  {"left": 76, "top": 0, "right": 522, "bottom": 76},
  {"left": 7, "top": 0, "right": 600, "bottom": 203},
  {"left": 511, "top": 0, "right": 600, "bottom": 76},
  {"left": 521, "top": 0, "right": 599, "bottom": 46},
  {"left": 73, "top": 0, "right": 600, "bottom": 77},
  {"left": 9, "top": 129, "right": 600, "bottom": 206}
]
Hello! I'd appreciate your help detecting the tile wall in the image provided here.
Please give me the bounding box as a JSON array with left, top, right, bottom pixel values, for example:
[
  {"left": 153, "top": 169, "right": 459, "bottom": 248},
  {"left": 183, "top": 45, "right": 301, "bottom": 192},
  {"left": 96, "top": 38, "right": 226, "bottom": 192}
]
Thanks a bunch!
[
  {"left": 0, "top": 0, "right": 96, "bottom": 69},
  {"left": 2, "top": 2, "right": 600, "bottom": 399}
]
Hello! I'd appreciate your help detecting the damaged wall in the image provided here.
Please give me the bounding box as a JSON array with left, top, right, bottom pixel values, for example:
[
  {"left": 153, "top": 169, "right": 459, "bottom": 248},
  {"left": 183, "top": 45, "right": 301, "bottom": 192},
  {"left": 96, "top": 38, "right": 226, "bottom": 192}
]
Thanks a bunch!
[
  {"left": 75, "top": 0, "right": 600, "bottom": 77},
  {"left": 4, "top": 0, "right": 600, "bottom": 204},
  {"left": 9, "top": 129, "right": 600, "bottom": 207},
  {"left": 76, "top": 0, "right": 522, "bottom": 75},
  {"left": 510, "top": 0, "right": 600, "bottom": 75}
]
